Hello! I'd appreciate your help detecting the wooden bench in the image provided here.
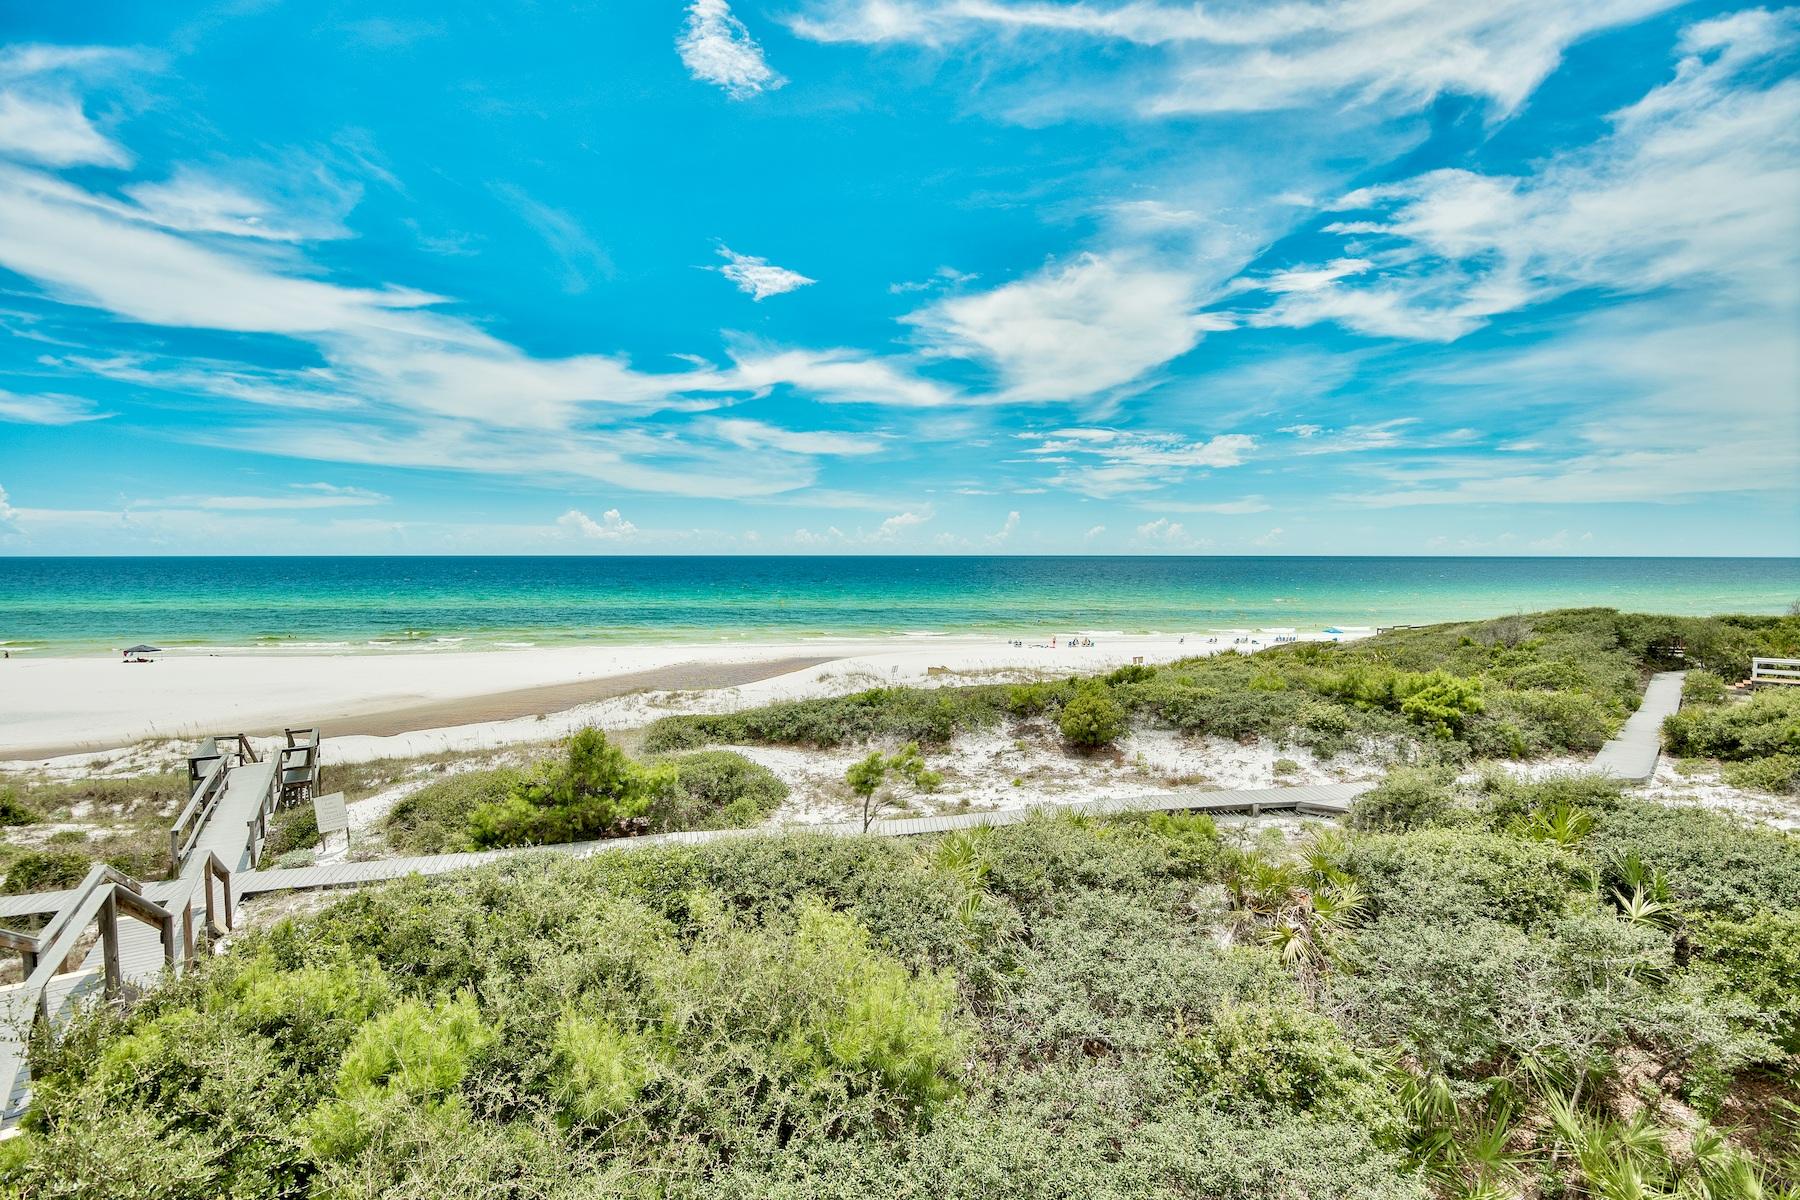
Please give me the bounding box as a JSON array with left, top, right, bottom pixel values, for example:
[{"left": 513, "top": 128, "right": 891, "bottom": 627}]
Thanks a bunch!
[{"left": 1750, "top": 657, "right": 1800, "bottom": 687}]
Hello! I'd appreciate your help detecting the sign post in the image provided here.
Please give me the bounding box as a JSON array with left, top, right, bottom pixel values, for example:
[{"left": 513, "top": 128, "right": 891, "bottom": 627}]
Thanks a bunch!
[{"left": 312, "top": 790, "right": 350, "bottom": 852}]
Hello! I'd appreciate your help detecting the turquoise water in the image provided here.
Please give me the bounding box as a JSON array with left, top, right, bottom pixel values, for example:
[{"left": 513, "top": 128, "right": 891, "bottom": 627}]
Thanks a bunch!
[{"left": 1, "top": 557, "right": 1796, "bottom": 655}]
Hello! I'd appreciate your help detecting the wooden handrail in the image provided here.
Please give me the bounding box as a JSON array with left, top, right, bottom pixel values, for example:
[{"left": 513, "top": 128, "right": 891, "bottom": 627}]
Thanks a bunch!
[
  {"left": 169, "top": 756, "right": 228, "bottom": 876},
  {"left": 20, "top": 873, "right": 176, "bottom": 1024}
]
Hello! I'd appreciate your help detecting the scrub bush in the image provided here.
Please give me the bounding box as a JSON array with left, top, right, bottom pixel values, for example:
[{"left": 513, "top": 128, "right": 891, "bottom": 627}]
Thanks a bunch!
[
  {"left": 1059, "top": 682, "right": 1127, "bottom": 749},
  {"left": 468, "top": 729, "right": 673, "bottom": 847}
]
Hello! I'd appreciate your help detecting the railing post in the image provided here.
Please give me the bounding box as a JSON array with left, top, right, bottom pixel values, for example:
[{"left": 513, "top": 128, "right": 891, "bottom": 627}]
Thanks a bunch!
[{"left": 100, "top": 891, "right": 122, "bottom": 1002}]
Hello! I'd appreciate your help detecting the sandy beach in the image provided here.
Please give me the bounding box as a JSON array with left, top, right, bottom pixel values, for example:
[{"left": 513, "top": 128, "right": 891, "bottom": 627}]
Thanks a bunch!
[{"left": 0, "top": 629, "right": 1350, "bottom": 760}]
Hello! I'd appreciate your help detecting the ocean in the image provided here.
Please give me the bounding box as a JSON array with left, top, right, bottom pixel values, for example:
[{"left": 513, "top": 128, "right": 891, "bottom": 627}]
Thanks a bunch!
[{"left": 2, "top": 556, "right": 1796, "bottom": 655}]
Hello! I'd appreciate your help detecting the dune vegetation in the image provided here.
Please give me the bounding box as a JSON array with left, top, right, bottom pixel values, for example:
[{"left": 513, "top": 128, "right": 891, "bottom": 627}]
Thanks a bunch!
[
  {"left": 642, "top": 608, "right": 1800, "bottom": 765},
  {"left": 5, "top": 769, "right": 1797, "bottom": 1198}
]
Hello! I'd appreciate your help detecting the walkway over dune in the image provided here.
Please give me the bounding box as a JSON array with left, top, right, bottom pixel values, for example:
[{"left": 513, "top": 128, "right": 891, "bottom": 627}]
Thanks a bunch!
[{"left": 0, "top": 669, "right": 1686, "bottom": 1128}]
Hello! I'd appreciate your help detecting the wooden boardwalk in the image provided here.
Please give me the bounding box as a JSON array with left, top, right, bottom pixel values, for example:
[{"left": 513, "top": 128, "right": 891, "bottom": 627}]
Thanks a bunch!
[
  {"left": 1591, "top": 670, "right": 1685, "bottom": 782},
  {"left": 233, "top": 782, "right": 1368, "bottom": 897}
]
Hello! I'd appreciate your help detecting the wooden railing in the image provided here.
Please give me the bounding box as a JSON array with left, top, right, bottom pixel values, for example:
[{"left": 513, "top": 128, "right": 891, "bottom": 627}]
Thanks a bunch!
[
  {"left": 16, "top": 865, "right": 177, "bottom": 1024},
  {"left": 168, "top": 756, "right": 229, "bottom": 877},
  {"left": 1751, "top": 657, "right": 1800, "bottom": 687},
  {"left": 1, "top": 854, "right": 238, "bottom": 1124},
  {"left": 278, "top": 727, "right": 322, "bottom": 805}
]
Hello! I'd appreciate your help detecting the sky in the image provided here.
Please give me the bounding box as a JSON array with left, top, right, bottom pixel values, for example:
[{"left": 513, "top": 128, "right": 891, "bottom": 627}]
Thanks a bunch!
[{"left": 0, "top": 0, "right": 1796, "bottom": 556}]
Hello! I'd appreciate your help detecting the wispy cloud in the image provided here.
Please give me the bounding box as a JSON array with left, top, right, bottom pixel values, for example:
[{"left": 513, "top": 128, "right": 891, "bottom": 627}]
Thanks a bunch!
[
  {"left": 0, "top": 389, "right": 106, "bottom": 424},
  {"left": 1016, "top": 427, "right": 1255, "bottom": 497},
  {"left": 710, "top": 417, "right": 885, "bottom": 455},
  {"left": 679, "top": 0, "right": 786, "bottom": 99},
  {"left": 494, "top": 183, "right": 614, "bottom": 295},
  {"left": 0, "top": 45, "right": 141, "bottom": 168},
  {"left": 713, "top": 246, "right": 815, "bottom": 300},
  {"left": 788, "top": 0, "right": 1676, "bottom": 118},
  {"left": 1251, "top": 10, "right": 1800, "bottom": 340},
  {"left": 157, "top": 484, "right": 389, "bottom": 511}
]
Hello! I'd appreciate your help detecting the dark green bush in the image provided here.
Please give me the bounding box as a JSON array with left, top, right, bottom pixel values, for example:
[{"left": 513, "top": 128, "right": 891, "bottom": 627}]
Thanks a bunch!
[
  {"left": 468, "top": 730, "right": 672, "bottom": 848},
  {"left": 1058, "top": 682, "right": 1126, "bottom": 749},
  {"left": 383, "top": 768, "right": 522, "bottom": 854},
  {"left": 1171, "top": 1002, "right": 1400, "bottom": 1135},
  {"left": 1664, "top": 688, "right": 1800, "bottom": 761},
  {"left": 0, "top": 787, "right": 39, "bottom": 826},
  {"left": 1346, "top": 768, "right": 1460, "bottom": 832},
  {"left": 259, "top": 803, "right": 319, "bottom": 864},
  {"left": 649, "top": 750, "right": 788, "bottom": 829}
]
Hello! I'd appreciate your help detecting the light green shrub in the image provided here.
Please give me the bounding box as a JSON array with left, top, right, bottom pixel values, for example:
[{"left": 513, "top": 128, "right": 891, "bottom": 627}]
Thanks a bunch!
[
  {"left": 550, "top": 1013, "right": 658, "bottom": 1125},
  {"left": 304, "top": 993, "right": 495, "bottom": 1161},
  {"left": 1172, "top": 1002, "right": 1400, "bottom": 1136}
]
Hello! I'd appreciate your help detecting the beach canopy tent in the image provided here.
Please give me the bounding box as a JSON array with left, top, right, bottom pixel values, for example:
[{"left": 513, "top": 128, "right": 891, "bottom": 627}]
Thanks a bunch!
[{"left": 122, "top": 644, "right": 161, "bottom": 662}]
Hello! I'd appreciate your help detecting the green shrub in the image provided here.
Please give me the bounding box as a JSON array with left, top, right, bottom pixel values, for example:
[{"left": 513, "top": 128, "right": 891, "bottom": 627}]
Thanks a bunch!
[
  {"left": 1172, "top": 1002, "right": 1400, "bottom": 1135},
  {"left": 304, "top": 992, "right": 495, "bottom": 1162},
  {"left": 1341, "top": 828, "right": 1590, "bottom": 929},
  {"left": 1347, "top": 769, "right": 1459, "bottom": 832},
  {"left": 1059, "top": 682, "right": 1127, "bottom": 749},
  {"left": 1693, "top": 909, "right": 1800, "bottom": 1053},
  {"left": 383, "top": 767, "right": 522, "bottom": 854},
  {"left": 468, "top": 730, "right": 672, "bottom": 848},
  {"left": 1682, "top": 670, "right": 1729, "bottom": 704},
  {"left": 4, "top": 848, "right": 89, "bottom": 892},
  {"left": 0, "top": 787, "right": 39, "bottom": 826},
  {"left": 550, "top": 1012, "right": 657, "bottom": 1125},
  {"left": 1586, "top": 798, "right": 1800, "bottom": 920},
  {"left": 258, "top": 803, "right": 319, "bottom": 864},
  {"left": 1106, "top": 663, "right": 1157, "bottom": 687},
  {"left": 1722, "top": 753, "right": 1799, "bottom": 794},
  {"left": 1132, "top": 810, "right": 1224, "bottom": 878},
  {"left": 649, "top": 750, "right": 788, "bottom": 829},
  {"left": 1664, "top": 688, "right": 1800, "bottom": 761}
]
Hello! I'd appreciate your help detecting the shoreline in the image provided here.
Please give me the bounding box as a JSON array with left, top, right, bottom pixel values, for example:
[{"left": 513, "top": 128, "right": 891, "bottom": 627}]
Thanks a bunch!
[{"left": 0, "top": 629, "right": 1352, "bottom": 762}]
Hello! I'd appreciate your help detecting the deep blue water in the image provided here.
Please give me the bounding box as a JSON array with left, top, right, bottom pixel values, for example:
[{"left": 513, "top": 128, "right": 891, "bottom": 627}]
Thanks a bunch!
[{"left": 1, "top": 556, "right": 1795, "bottom": 655}]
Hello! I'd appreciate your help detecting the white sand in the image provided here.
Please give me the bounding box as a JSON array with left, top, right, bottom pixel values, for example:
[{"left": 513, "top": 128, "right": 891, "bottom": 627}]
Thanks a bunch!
[
  {"left": 0, "top": 629, "right": 1353, "bottom": 759},
  {"left": 0, "top": 629, "right": 1356, "bottom": 760}
]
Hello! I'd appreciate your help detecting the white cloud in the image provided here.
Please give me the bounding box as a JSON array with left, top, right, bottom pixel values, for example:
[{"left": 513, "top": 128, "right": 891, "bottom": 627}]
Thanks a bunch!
[
  {"left": 714, "top": 246, "right": 816, "bottom": 300},
  {"left": 710, "top": 417, "right": 885, "bottom": 455},
  {"left": 987, "top": 510, "right": 1020, "bottom": 544},
  {"left": 1252, "top": 527, "right": 1284, "bottom": 546},
  {"left": 0, "top": 484, "right": 16, "bottom": 533},
  {"left": 1016, "top": 427, "right": 1256, "bottom": 497},
  {"left": 792, "top": 525, "right": 846, "bottom": 545},
  {"left": 729, "top": 347, "right": 957, "bottom": 407},
  {"left": 0, "top": 389, "right": 106, "bottom": 424},
  {"left": 0, "top": 91, "right": 129, "bottom": 168},
  {"left": 679, "top": 0, "right": 786, "bottom": 99},
  {"left": 495, "top": 183, "right": 613, "bottom": 295},
  {"left": 873, "top": 509, "right": 930, "bottom": 539},
  {"left": 1084, "top": 524, "right": 1106, "bottom": 540},
  {"left": 1256, "top": 11, "right": 1800, "bottom": 340},
  {"left": 910, "top": 253, "right": 1228, "bottom": 402},
  {"left": 158, "top": 484, "right": 389, "bottom": 511},
  {"left": 788, "top": 0, "right": 1675, "bottom": 119},
  {"left": 122, "top": 168, "right": 331, "bottom": 241},
  {"left": 1133, "top": 516, "right": 1207, "bottom": 549},
  {"left": 1153, "top": 496, "right": 1271, "bottom": 514},
  {"left": 558, "top": 508, "right": 639, "bottom": 540}
]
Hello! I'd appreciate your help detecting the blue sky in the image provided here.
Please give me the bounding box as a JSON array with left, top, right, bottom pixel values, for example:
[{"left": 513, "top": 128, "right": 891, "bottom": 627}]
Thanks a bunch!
[{"left": 0, "top": 0, "right": 1795, "bottom": 555}]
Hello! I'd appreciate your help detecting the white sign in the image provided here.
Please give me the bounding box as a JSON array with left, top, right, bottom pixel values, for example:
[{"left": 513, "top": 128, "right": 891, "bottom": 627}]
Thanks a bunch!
[{"left": 312, "top": 790, "right": 349, "bottom": 837}]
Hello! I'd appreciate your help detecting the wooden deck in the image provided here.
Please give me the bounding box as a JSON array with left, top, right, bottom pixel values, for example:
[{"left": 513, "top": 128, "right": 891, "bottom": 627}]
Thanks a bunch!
[
  {"left": 233, "top": 782, "right": 1368, "bottom": 897},
  {"left": 1590, "top": 670, "right": 1685, "bottom": 783}
]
